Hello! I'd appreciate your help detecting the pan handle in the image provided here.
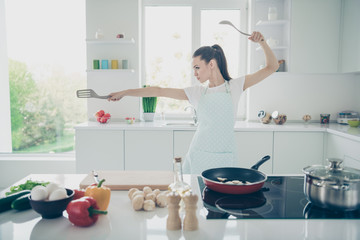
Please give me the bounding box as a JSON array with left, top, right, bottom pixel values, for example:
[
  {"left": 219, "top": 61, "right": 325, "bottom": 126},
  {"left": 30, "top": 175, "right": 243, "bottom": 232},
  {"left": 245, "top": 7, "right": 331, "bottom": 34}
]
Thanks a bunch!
[{"left": 251, "top": 155, "right": 271, "bottom": 170}]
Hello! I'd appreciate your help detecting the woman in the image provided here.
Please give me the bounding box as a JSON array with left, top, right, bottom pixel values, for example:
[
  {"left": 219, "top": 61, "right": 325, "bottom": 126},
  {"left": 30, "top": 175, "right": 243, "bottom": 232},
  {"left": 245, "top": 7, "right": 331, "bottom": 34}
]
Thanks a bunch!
[{"left": 108, "top": 31, "right": 278, "bottom": 174}]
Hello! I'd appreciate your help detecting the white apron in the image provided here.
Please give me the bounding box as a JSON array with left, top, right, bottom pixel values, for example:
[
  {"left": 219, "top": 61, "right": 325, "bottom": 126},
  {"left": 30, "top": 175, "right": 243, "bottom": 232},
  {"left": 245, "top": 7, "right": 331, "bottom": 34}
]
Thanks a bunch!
[{"left": 183, "top": 82, "right": 238, "bottom": 174}]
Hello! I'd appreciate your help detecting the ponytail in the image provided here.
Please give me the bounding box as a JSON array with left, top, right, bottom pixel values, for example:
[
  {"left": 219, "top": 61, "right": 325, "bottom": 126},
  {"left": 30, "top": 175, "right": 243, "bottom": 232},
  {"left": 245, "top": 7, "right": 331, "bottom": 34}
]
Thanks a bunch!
[{"left": 192, "top": 44, "right": 232, "bottom": 81}]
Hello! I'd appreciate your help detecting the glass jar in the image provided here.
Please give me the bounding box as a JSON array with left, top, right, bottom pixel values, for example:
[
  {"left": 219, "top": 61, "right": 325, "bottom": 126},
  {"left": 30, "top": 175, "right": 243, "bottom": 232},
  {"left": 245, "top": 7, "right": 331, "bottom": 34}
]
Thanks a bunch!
[
  {"left": 268, "top": 7, "right": 278, "bottom": 21},
  {"left": 95, "top": 28, "right": 104, "bottom": 39},
  {"left": 168, "top": 157, "right": 191, "bottom": 196}
]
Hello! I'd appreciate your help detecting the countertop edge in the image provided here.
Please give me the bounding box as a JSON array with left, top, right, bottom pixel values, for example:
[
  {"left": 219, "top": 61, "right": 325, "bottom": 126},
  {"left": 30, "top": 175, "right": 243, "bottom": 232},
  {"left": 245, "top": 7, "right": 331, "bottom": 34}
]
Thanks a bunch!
[{"left": 74, "top": 122, "right": 360, "bottom": 142}]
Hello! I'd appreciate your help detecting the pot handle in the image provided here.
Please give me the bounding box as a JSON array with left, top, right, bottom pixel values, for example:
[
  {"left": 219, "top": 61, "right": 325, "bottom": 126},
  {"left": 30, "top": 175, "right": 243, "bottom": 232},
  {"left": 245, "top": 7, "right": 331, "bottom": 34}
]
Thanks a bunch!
[
  {"left": 251, "top": 155, "right": 271, "bottom": 170},
  {"left": 311, "top": 177, "right": 348, "bottom": 190},
  {"left": 327, "top": 158, "right": 343, "bottom": 171},
  {"left": 312, "top": 179, "right": 337, "bottom": 187},
  {"left": 331, "top": 183, "right": 350, "bottom": 191}
]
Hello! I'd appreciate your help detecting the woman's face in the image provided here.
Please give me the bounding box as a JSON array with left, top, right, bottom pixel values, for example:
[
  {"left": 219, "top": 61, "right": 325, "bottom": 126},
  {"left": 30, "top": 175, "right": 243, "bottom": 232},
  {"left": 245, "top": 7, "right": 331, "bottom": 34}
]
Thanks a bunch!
[{"left": 192, "top": 56, "right": 211, "bottom": 83}]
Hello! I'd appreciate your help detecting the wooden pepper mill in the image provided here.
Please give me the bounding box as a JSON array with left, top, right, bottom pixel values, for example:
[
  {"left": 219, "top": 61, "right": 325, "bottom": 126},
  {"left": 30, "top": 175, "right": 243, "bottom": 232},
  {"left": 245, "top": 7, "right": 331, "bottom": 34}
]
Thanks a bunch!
[
  {"left": 183, "top": 191, "right": 199, "bottom": 231},
  {"left": 166, "top": 191, "right": 182, "bottom": 230}
]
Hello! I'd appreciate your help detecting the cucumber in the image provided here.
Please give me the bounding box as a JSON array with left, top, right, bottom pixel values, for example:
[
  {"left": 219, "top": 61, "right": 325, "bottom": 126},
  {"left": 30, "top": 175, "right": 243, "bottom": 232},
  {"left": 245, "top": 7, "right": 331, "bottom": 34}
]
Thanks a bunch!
[
  {"left": 0, "top": 190, "right": 31, "bottom": 213},
  {"left": 11, "top": 194, "right": 31, "bottom": 211}
]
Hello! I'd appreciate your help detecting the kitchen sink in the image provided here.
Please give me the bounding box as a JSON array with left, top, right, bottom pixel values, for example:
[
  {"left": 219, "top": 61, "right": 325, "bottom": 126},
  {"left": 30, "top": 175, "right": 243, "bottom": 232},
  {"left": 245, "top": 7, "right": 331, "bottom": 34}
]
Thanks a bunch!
[{"left": 163, "top": 122, "right": 196, "bottom": 126}]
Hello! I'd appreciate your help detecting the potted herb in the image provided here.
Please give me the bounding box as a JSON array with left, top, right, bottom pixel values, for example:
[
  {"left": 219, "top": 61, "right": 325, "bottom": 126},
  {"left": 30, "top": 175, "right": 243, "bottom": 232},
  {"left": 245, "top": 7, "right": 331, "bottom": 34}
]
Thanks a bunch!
[{"left": 142, "top": 85, "right": 157, "bottom": 122}]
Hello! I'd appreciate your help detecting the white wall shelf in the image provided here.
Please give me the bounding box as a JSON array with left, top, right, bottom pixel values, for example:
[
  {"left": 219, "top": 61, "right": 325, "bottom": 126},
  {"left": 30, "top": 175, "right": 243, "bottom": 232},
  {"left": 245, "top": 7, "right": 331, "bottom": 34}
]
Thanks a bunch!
[
  {"left": 256, "top": 46, "right": 288, "bottom": 51},
  {"left": 250, "top": 0, "right": 291, "bottom": 72},
  {"left": 86, "top": 38, "right": 135, "bottom": 44},
  {"left": 86, "top": 69, "right": 134, "bottom": 73},
  {"left": 256, "top": 20, "right": 289, "bottom": 26}
]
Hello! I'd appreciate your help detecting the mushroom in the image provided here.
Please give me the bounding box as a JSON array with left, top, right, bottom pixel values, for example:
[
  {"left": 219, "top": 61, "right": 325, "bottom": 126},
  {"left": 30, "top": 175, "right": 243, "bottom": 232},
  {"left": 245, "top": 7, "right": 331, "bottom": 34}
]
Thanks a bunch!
[
  {"left": 155, "top": 193, "right": 168, "bottom": 208},
  {"left": 152, "top": 189, "right": 161, "bottom": 196},
  {"left": 143, "top": 200, "right": 155, "bottom": 211},
  {"left": 217, "top": 177, "right": 227, "bottom": 182},
  {"left": 143, "top": 186, "right": 152, "bottom": 196},
  {"left": 132, "top": 195, "right": 144, "bottom": 211},
  {"left": 231, "top": 180, "right": 242, "bottom": 185},
  {"left": 145, "top": 192, "right": 156, "bottom": 202},
  {"left": 128, "top": 188, "right": 139, "bottom": 200},
  {"left": 131, "top": 190, "right": 145, "bottom": 200}
]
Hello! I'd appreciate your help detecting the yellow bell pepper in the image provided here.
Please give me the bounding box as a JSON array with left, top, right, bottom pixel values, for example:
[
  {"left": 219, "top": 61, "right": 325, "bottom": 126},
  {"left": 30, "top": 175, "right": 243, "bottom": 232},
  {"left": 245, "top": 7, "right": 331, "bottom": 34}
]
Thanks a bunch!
[{"left": 85, "top": 179, "right": 111, "bottom": 211}]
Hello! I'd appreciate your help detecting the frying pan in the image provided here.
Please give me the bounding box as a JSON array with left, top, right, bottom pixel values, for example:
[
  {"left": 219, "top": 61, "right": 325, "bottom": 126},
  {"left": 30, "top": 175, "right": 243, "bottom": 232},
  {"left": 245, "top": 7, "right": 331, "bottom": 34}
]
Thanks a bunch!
[{"left": 201, "top": 155, "right": 270, "bottom": 194}]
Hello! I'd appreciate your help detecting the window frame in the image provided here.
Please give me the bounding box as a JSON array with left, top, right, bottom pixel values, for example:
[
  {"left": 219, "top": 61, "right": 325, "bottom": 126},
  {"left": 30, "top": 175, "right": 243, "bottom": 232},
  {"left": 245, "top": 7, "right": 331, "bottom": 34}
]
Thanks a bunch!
[{"left": 141, "top": 0, "right": 248, "bottom": 120}]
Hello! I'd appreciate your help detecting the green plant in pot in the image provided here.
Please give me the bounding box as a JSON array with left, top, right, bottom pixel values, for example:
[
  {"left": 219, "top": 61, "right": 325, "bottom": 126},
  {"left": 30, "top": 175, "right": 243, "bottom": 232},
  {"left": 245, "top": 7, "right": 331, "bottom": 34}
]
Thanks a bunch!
[{"left": 142, "top": 85, "right": 157, "bottom": 122}]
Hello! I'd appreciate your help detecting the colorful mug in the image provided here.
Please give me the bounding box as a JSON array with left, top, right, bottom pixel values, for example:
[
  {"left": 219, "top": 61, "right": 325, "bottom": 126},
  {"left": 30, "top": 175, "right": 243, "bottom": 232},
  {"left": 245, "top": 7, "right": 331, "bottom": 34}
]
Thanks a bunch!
[
  {"left": 122, "top": 59, "right": 128, "bottom": 69},
  {"left": 101, "top": 60, "right": 109, "bottom": 69},
  {"left": 111, "top": 60, "right": 118, "bottom": 69},
  {"left": 93, "top": 60, "right": 100, "bottom": 69}
]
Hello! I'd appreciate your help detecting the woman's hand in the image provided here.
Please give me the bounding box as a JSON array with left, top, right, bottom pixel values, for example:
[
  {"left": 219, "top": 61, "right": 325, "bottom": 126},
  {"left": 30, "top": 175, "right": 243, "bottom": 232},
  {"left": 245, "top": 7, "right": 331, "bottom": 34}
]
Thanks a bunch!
[
  {"left": 107, "top": 91, "right": 125, "bottom": 101},
  {"left": 248, "top": 31, "right": 264, "bottom": 43}
]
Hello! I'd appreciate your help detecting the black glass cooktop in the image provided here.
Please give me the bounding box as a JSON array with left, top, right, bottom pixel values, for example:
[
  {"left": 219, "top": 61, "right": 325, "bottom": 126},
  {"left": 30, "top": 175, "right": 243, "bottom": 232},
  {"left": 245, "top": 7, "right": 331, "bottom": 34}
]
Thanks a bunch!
[{"left": 198, "top": 176, "right": 360, "bottom": 220}]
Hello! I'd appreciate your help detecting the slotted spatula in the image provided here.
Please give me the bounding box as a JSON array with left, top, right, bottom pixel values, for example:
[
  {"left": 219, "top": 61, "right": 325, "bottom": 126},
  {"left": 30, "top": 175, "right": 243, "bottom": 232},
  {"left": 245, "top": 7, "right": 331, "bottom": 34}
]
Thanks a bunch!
[{"left": 76, "top": 89, "right": 110, "bottom": 99}]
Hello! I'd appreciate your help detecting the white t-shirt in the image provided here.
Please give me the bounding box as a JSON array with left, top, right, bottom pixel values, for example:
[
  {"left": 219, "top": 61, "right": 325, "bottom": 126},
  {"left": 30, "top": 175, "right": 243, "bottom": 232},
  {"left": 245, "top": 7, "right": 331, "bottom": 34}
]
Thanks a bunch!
[{"left": 184, "top": 76, "right": 245, "bottom": 117}]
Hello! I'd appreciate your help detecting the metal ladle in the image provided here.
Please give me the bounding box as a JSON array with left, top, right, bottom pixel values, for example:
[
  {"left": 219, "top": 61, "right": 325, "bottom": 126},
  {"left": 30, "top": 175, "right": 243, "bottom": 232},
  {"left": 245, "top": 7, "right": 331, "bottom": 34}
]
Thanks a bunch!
[
  {"left": 219, "top": 20, "right": 251, "bottom": 36},
  {"left": 219, "top": 20, "right": 264, "bottom": 41}
]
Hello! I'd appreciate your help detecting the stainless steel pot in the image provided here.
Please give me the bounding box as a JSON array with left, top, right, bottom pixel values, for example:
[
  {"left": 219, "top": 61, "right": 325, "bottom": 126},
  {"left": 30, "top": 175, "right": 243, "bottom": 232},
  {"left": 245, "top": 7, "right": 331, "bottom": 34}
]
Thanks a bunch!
[{"left": 303, "top": 158, "right": 360, "bottom": 211}]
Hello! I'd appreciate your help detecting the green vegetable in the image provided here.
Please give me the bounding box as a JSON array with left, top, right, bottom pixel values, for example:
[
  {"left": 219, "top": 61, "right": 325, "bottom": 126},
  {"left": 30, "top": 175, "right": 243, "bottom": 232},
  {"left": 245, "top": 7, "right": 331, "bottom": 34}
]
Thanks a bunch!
[
  {"left": 5, "top": 180, "right": 49, "bottom": 196},
  {"left": 0, "top": 190, "right": 31, "bottom": 213},
  {"left": 11, "top": 193, "right": 31, "bottom": 211},
  {"left": 142, "top": 85, "right": 157, "bottom": 113}
]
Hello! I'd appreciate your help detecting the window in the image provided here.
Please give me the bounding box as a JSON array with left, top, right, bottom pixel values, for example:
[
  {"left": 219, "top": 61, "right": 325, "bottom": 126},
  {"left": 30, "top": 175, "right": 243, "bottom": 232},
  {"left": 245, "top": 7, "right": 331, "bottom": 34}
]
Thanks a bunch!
[
  {"left": 1, "top": 0, "right": 86, "bottom": 154},
  {"left": 201, "top": 10, "right": 241, "bottom": 78},
  {"left": 143, "top": 0, "right": 247, "bottom": 118},
  {"left": 144, "top": 6, "right": 192, "bottom": 114}
]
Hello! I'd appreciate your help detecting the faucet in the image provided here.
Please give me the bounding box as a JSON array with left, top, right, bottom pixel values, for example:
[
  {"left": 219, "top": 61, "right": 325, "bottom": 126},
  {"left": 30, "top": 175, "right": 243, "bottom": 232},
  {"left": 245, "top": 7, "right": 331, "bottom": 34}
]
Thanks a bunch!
[{"left": 184, "top": 106, "right": 198, "bottom": 125}]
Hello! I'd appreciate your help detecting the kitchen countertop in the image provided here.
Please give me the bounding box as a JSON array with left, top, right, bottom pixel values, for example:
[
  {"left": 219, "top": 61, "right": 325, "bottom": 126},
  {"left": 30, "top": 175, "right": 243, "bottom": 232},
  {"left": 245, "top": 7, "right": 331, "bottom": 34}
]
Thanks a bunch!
[
  {"left": 75, "top": 121, "right": 360, "bottom": 142},
  {"left": 1, "top": 174, "right": 359, "bottom": 240}
]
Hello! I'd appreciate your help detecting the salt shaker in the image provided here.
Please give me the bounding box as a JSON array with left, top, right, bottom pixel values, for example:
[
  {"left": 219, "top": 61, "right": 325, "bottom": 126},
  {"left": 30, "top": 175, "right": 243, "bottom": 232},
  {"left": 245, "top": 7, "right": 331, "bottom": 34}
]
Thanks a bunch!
[
  {"left": 166, "top": 191, "right": 182, "bottom": 231},
  {"left": 183, "top": 191, "right": 199, "bottom": 231}
]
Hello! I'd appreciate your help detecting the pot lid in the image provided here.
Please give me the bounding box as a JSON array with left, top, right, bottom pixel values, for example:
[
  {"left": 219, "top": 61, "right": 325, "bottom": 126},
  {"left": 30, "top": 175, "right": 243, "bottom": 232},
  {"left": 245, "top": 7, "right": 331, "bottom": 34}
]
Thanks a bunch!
[{"left": 303, "top": 158, "right": 360, "bottom": 182}]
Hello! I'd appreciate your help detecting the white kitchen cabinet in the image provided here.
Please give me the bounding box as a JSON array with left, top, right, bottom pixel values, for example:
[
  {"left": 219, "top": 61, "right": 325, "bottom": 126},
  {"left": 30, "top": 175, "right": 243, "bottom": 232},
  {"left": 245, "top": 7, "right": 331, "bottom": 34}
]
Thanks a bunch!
[
  {"left": 326, "top": 133, "right": 360, "bottom": 169},
  {"left": 124, "top": 130, "right": 173, "bottom": 171},
  {"left": 234, "top": 131, "right": 273, "bottom": 174},
  {"left": 290, "top": 0, "right": 342, "bottom": 73},
  {"left": 75, "top": 124, "right": 359, "bottom": 175},
  {"left": 273, "top": 132, "right": 324, "bottom": 174},
  {"left": 173, "top": 131, "right": 195, "bottom": 159},
  {"left": 75, "top": 129, "right": 124, "bottom": 173}
]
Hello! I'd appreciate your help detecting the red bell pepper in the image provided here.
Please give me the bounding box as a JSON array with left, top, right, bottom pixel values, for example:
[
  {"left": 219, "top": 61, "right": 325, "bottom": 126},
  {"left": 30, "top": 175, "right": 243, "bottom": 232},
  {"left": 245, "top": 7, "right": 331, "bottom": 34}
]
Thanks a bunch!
[
  {"left": 73, "top": 189, "right": 85, "bottom": 200},
  {"left": 66, "top": 196, "right": 107, "bottom": 227}
]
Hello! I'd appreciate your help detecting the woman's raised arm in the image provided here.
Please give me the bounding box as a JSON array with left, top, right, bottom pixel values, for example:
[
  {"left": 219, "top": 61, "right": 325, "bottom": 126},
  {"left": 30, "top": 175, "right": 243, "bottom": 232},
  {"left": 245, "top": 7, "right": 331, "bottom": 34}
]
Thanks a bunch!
[
  {"left": 107, "top": 86, "right": 188, "bottom": 102},
  {"left": 244, "top": 31, "right": 279, "bottom": 91}
]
